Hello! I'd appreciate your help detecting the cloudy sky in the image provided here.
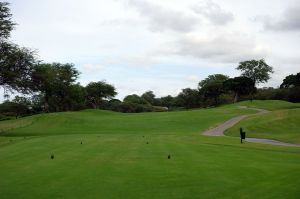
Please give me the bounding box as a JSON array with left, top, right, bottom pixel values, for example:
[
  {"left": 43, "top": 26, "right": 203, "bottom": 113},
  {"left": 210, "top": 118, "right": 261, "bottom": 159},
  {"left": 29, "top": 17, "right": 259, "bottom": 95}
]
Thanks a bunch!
[{"left": 6, "top": 0, "right": 300, "bottom": 99}]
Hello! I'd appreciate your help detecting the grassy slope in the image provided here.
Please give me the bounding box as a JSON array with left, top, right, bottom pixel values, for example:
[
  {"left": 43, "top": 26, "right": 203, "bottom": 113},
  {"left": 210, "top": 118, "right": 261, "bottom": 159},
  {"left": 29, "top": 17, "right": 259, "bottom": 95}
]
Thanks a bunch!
[
  {"left": 0, "top": 101, "right": 300, "bottom": 199},
  {"left": 225, "top": 108, "right": 300, "bottom": 144},
  {"left": 235, "top": 100, "right": 300, "bottom": 110},
  {"left": 0, "top": 106, "right": 255, "bottom": 136}
]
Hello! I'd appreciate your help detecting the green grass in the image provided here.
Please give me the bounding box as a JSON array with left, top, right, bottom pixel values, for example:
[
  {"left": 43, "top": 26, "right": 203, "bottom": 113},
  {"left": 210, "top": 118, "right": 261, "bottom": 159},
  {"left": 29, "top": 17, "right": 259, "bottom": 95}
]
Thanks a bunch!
[
  {"left": 225, "top": 108, "right": 300, "bottom": 144},
  {"left": 1, "top": 134, "right": 300, "bottom": 199},
  {"left": 0, "top": 106, "right": 255, "bottom": 136},
  {"left": 0, "top": 100, "right": 300, "bottom": 198},
  {"left": 234, "top": 100, "right": 300, "bottom": 110}
]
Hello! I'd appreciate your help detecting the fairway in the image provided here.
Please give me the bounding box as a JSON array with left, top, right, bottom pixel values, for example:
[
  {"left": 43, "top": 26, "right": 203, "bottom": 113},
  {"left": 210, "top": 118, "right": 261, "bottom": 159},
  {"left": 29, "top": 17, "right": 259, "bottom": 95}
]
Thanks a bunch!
[
  {"left": 0, "top": 106, "right": 255, "bottom": 136},
  {"left": 0, "top": 101, "right": 300, "bottom": 199}
]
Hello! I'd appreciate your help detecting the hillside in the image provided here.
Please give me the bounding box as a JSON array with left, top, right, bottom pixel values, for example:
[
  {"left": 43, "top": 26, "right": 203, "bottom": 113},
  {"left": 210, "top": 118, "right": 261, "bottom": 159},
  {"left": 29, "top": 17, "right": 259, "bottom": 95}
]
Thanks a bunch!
[{"left": 0, "top": 105, "right": 255, "bottom": 136}]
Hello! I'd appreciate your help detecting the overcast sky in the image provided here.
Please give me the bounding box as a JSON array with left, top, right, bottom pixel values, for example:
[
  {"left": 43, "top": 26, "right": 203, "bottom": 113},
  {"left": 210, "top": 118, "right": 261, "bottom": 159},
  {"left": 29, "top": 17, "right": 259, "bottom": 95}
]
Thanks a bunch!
[{"left": 5, "top": 0, "right": 300, "bottom": 100}]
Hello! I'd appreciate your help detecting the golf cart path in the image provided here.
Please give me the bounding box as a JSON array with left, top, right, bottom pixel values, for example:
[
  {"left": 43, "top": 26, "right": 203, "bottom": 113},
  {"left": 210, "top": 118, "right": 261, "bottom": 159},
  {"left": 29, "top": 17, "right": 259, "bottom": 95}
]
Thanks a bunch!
[{"left": 203, "top": 106, "right": 300, "bottom": 147}]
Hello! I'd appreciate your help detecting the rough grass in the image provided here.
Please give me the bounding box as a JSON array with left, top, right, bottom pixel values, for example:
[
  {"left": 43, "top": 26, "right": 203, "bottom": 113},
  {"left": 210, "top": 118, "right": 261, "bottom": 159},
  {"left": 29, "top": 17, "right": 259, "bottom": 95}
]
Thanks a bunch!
[{"left": 0, "top": 100, "right": 300, "bottom": 199}]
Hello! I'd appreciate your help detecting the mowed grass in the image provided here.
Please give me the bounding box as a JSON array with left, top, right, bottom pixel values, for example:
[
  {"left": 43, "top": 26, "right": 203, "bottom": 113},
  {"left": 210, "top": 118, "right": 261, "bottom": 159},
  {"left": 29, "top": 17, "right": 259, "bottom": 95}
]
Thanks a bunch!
[
  {"left": 0, "top": 101, "right": 300, "bottom": 198},
  {"left": 0, "top": 106, "right": 255, "bottom": 136},
  {"left": 225, "top": 108, "right": 300, "bottom": 144},
  {"left": 1, "top": 134, "right": 300, "bottom": 199},
  {"left": 235, "top": 100, "right": 300, "bottom": 110}
]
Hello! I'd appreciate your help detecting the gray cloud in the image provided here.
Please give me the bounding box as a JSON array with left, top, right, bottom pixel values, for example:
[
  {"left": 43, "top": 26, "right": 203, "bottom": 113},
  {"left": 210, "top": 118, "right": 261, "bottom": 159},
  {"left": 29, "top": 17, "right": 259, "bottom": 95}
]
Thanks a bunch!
[
  {"left": 191, "top": 0, "right": 234, "bottom": 25},
  {"left": 263, "top": 4, "right": 300, "bottom": 31},
  {"left": 171, "top": 34, "right": 269, "bottom": 63},
  {"left": 128, "top": 0, "right": 200, "bottom": 32}
]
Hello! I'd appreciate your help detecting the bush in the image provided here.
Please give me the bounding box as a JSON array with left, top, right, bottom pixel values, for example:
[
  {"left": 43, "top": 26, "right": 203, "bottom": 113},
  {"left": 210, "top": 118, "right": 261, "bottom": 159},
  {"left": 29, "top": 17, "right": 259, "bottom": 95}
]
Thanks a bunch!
[
  {"left": 0, "top": 113, "right": 14, "bottom": 121},
  {"left": 0, "top": 101, "right": 30, "bottom": 117},
  {"left": 219, "top": 94, "right": 234, "bottom": 104},
  {"left": 287, "top": 87, "right": 300, "bottom": 102},
  {"left": 118, "top": 102, "right": 153, "bottom": 113},
  {"left": 253, "top": 87, "right": 300, "bottom": 102}
]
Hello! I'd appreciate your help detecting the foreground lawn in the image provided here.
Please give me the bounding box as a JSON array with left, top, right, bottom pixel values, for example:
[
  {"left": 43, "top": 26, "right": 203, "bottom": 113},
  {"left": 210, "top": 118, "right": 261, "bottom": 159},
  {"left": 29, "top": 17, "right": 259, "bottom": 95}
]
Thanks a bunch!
[
  {"left": 225, "top": 108, "right": 300, "bottom": 144},
  {"left": 0, "top": 100, "right": 300, "bottom": 198}
]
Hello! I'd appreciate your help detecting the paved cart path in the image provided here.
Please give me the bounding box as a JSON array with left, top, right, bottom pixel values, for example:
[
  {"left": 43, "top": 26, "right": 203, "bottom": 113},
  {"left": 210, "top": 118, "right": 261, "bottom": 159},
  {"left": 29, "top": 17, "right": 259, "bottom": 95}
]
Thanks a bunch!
[{"left": 202, "top": 106, "right": 300, "bottom": 147}]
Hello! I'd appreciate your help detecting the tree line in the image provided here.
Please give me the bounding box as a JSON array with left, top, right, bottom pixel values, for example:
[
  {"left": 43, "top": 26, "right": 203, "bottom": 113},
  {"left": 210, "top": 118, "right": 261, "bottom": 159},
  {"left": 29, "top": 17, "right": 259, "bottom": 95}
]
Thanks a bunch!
[{"left": 0, "top": 2, "right": 299, "bottom": 119}]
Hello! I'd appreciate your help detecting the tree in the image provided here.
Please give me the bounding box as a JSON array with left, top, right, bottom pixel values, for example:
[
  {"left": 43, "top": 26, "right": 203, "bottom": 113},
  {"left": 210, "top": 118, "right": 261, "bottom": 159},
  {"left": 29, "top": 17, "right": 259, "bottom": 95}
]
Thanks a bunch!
[
  {"left": 85, "top": 81, "right": 117, "bottom": 109},
  {"left": 63, "top": 83, "right": 86, "bottom": 111},
  {"left": 280, "top": 73, "right": 300, "bottom": 103},
  {"left": 223, "top": 76, "right": 255, "bottom": 103},
  {"left": 106, "top": 99, "right": 122, "bottom": 111},
  {"left": 141, "top": 91, "right": 156, "bottom": 105},
  {"left": 11, "top": 96, "right": 32, "bottom": 117},
  {"left": 0, "top": 2, "right": 37, "bottom": 95},
  {"left": 123, "top": 94, "right": 149, "bottom": 105},
  {"left": 0, "top": 100, "right": 30, "bottom": 118},
  {"left": 280, "top": 73, "right": 300, "bottom": 88},
  {"left": 12, "top": 96, "right": 31, "bottom": 107},
  {"left": 0, "top": 2, "right": 15, "bottom": 39},
  {"left": 160, "top": 95, "right": 175, "bottom": 108},
  {"left": 199, "top": 74, "right": 229, "bottom": 106},
  {"left": 0, "top": 42, "right": 36, "bottom": 93},
  {"left": 176, "top": 88, "right": 201, "bottom": 109},
  {"left": 30, "top": 94, "right": 44, "bottom": 113},
  {"left": 237, "top": 59, "right": 274, "bottom": 85},
  {"left": 30, "top": 63, "right": 80, "bottom": 112}
]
